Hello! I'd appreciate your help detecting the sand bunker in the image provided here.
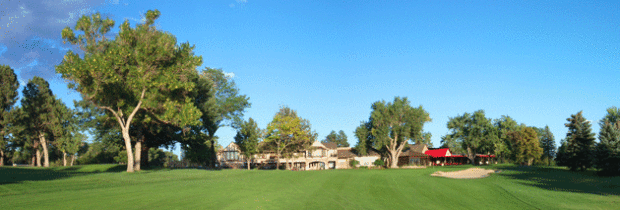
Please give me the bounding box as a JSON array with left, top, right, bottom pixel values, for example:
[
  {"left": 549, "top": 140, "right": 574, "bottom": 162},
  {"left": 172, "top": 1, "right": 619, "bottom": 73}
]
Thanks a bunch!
[{"left": 431, "top": 168, "right": 497, "bottom": 179}]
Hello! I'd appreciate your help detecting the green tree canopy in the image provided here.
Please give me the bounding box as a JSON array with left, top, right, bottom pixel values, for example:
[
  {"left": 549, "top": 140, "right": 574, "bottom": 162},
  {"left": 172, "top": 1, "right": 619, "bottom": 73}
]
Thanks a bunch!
[
  {"left": 0, "top": 65, "right": 19, "bottom": 166},
  {"left": 538, "top": 125, "right": 556, "bottom": 166},
  {"left": 355, "top": 97, "right": 430, "bottom": 168},
  {"left": 19, "top": 77, "right": 65, "bottom": 167},
  {"left": 57, "top": 10, "right": 203, "bottom": 172},
  {"left": 322, "top": 130, "right": 349, "bottom": 147},
  {"left": 443, "top": 110, "right": 496, "bottom": 164},
  {"left": 595, "top": 107, "right": 620, "bottom": 175},
  {"left": 264, "top": 106, "right": 317, "bottom": 170},
  {"left": 507, "top": 127, "right": 543, "bottom": 166},
  {"left": 234, "top": 118, "right": 261, "bottom": 170},
  {"left": 564, "top": 111, "right": 596, "bottom": 171}
]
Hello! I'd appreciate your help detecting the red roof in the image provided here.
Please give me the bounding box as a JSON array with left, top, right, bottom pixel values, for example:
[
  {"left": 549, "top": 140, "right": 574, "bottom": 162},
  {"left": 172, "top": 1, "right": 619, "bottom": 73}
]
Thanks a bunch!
[{"left": 425, "top": 148, "right": 450, "bottom": 158}]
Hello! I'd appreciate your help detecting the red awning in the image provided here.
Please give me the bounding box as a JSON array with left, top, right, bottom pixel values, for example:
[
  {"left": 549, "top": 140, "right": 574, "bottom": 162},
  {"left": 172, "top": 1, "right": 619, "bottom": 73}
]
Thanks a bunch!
[
  {"left": 425, "top": 148, "right": 450, "bottom": 158},
  {"left": 477, "top": 155, "right": 496, "bottom": 158}
]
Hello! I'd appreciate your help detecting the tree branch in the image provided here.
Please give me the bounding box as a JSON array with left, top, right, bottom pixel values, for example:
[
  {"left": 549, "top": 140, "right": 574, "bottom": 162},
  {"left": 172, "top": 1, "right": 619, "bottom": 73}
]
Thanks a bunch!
[
  {"left": 126, "top": 88, "right": 146, "bottom": 128},
  {"left": 98, "top": 105, "right": 125, "bottom": 128}
]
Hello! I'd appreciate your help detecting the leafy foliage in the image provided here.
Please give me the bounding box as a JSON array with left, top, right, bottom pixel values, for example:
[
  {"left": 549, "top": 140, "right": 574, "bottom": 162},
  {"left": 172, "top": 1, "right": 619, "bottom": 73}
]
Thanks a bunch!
[
  {"left": 442, "top": 110, "right": 496, "bottom": 163},
  {"left": 506, "top": 127, "right": 543, "bottom": 166},
  {"left": 264, "top": 106, "right": 317, "bottom": 170},
  {"left": 234, "top": 118, "right": 261, "bottom": 169},
  {"left": 355, "top": 97, "right": 430, "bottom": 168},
  {"left": 57, "top": 10, "right": 203, "bottom": 172},
  {"left": 322, "top": 130, "right": 349, "bottom": 147}
]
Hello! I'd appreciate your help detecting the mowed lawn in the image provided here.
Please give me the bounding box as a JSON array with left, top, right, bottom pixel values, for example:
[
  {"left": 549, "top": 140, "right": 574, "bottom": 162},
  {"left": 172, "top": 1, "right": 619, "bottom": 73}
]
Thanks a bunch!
[{"left": 1, "top": 164, "right": 618, "bottom": 209}]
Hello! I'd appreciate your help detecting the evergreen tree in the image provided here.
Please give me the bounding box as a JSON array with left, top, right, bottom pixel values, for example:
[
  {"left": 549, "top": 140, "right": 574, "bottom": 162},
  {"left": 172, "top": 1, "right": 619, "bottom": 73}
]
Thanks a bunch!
[
  {"left": 564, "top": 111, "right": 596, "bottom": 171},
  {"left": 595, "top": 107, "right": 620, "bottom": 175},
  {"left": 19, "top": 77, "right": 64, "bottom": 167},
  {"left": 556, "top": 138, "right": 569, "bottom": 166},
  {"left": 322, "top": 130, "right": 349, "bottom": 147},
  {"left": 0, "top": 65, "right": 20, "bottom": 166},
  {"left": 539, "top": 125, "right": 556, "bottom": 166}
]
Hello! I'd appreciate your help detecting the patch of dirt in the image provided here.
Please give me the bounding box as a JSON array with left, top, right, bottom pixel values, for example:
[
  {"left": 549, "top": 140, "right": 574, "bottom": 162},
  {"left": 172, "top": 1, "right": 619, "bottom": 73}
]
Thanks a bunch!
[{"left": 431, "top": 167, "right": 496, "bottom": 179}]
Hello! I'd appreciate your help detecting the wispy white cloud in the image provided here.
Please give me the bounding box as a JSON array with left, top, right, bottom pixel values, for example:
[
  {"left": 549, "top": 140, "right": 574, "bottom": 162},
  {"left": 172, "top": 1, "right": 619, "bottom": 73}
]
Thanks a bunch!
[{"left": 224, "top": 72, "right": 236, "bottom": 79}]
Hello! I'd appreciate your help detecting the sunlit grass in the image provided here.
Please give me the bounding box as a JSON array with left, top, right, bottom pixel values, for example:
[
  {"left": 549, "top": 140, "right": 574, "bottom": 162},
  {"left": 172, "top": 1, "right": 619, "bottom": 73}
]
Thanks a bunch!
[{"left": 1, "top": 164, "right": 618, "bottom": 209}]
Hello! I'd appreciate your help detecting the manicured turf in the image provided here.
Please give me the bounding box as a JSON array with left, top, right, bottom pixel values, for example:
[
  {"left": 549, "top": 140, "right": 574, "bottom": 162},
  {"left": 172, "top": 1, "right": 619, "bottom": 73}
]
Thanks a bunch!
[{"left": 1, "top": 164, "right": 618, "bottom": 209}]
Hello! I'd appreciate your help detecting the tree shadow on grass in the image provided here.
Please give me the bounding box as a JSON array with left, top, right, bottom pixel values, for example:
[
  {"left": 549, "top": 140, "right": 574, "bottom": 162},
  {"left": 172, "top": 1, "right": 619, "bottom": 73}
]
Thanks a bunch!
[
  {"left": 495, "top": 165, "right": 620, "bottom": 196},
  {"left": 0, "top": 164, "right": 127, "bottom": 185}
]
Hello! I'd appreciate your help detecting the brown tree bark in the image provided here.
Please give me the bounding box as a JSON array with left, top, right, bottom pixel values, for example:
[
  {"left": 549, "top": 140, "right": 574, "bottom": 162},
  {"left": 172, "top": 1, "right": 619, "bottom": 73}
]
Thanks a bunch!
[
  {"left": 134, "top": 139, "right": 142, "bottom": 171},
  {"left": 39, "top": 133, "right": 50, "bottom": 167},
  {"left": 0, "top": 150, "right": 4, "bottom": 166},
  {"left": 31, "top": 154, "right": 35, "bottom": 166},
  {"left": 70, "top": 155, "right": 75, "bottom": 166},
  {"left": 63, "top": 152, "right": 67, "bottom": 166},
  {"left": 247, "top": 157, "right": 251, "bottom": 170},
  {"left": 36, "top": 150, "right": 41, "bottom": 167}
]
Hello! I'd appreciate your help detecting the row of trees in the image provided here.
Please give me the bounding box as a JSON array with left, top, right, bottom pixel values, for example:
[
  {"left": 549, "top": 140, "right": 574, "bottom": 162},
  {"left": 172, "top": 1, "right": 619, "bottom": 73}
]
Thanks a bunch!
[
  {"left": 233, "top": 106, "right": 318, "bottom": 170},
  {"left": 1, "top": 10, "right": 251, "bottom": 172},
  {"left": 438, "top": 110, "right": 553, "bottom": 166},
  {"left": 556, "top": 109, "right": 620, "bottom": 175},
  {"left": 0, "top": 65, "right": 85, "bottom": 167}
]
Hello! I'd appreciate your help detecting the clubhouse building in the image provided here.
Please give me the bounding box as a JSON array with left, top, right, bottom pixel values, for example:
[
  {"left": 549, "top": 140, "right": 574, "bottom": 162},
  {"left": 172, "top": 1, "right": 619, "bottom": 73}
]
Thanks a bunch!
[{"left": 217, "top": 141, "right": 495, "bottom": 170}]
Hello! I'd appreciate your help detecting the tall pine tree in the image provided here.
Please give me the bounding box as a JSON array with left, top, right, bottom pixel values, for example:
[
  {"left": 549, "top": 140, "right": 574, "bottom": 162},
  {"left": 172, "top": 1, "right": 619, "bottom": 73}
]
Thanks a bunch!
[
  {"left": 539, "top": 125, "right": 556, "bottom": 166},
  {"left": 564, "top": 111, "right": 596, "bottom": 171},
  {"left": 595, "top": 107, "right": 620, "bottom": 175},
  {"left": 0, "top": 65, "right": 20, "bottom": 166}
]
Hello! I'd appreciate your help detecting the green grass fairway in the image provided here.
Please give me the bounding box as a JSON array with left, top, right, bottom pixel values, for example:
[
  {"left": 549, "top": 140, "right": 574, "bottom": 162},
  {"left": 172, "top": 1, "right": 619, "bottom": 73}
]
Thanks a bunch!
[{"left": 1, "top": 164, "right": 618, "bottom": 209}]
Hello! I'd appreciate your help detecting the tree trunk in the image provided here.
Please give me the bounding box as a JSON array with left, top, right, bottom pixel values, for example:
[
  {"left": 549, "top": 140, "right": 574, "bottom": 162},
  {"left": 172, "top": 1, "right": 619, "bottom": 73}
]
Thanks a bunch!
[
  {"left": 122, "top": 128, "right": 135, "bottom": 173},
  {"left": 247, "top": 158, "right": 251, "bottom": 170},
  {"left": 70, "top": 155, "right": 75, "bottom": 166},
  {"left": 0, "top": 150, "right": 4, "bottom": 166},
  {"left": 135, "top": 140, "right": 142, "bottom": 171},
  {"left": 63, "top": 152, "right": 67, "bottom": 167},
  {"left": 467, "top": 147, "right": 475, "bottom": 165},
  {"left": 31, "top": 154, "right": 35, "bottom": 166},
  {"left": 36, "top": 150, "right": 42, "bottom": 167},
  {"left": 39, "top": 133, "right": 50, "bottom": 167},
  {"left": 141, "top": 144, "right": 149, "bottom": 168},
  {"left": 276, "top": 150, "right": 281, "bottom": 170}
]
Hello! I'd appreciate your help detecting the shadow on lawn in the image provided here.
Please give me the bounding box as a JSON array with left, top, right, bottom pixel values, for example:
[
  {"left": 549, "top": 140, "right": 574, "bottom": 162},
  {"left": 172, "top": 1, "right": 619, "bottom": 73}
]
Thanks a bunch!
[
  {"left": 0, "top": 164, "right": 126, "bottom": 185},
  {"left": 495, "top": 165, "right": 620, "bottom": 196}
]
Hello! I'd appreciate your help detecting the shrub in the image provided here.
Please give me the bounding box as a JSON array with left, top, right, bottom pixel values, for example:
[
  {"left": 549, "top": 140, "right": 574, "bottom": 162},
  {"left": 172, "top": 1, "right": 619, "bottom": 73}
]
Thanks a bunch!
[
  {"left": 349, "top": 159, "right": 359, "bottom": 168},
  {"left": 373, "top": 159, "right": 385, "bottom": 167}
]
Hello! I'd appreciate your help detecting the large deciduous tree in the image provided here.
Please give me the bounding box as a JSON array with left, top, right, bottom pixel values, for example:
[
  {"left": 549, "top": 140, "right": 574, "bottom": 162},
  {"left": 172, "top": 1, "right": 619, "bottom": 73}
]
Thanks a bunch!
[
  {"left": 564, "top": 111, "right": 596, "bottom": 171},
  {"left": 506, "top": 127, "right": 543, "bottom": 166},
  {"left": 57, "top": 10, "right": 203, "bottom": 172},
  {"left": 355, "top": 97, "right": 430, "bottom": 168},
  {"left": 198, "top": 68, "right": 250, "bottom": 167},
  {"left": 322, "top": 130, "right": 349, "bottom": 147},
  {"left": 443, "top": 110, "right": 496, "bottom": 164},
  {"left": 0, "top": 65, "right": 19, "bottom": 166},
  {"left": 234, "top": 118, "right": 261, "bottom": 170},
  {"left": 264, "top": 106, "right": 317, "bottom": 170},
  {"left": 595, "top": 107, "right": 620, "bottom": 175}
]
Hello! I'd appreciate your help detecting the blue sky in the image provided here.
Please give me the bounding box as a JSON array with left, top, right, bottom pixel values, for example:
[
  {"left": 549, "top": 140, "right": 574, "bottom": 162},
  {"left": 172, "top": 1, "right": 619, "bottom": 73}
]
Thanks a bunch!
[{"left": 2, "top": 0, "right": 619, "bottom": 156}]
